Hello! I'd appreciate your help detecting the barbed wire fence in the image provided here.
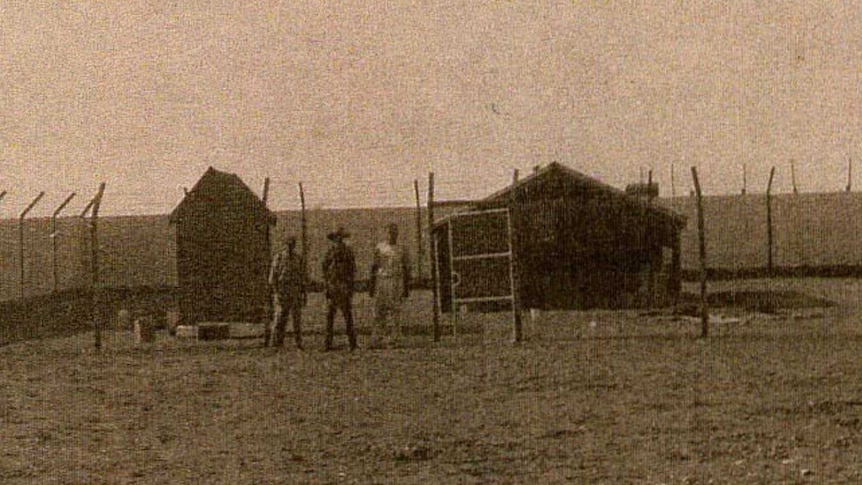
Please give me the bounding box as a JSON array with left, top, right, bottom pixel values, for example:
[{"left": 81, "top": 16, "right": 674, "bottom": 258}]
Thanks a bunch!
[
  {"left": 0, "top": 183, "right": 107, "bottom": 346},
  {"left": 3, "top": 162, "right": 860, "bottom": 348}
]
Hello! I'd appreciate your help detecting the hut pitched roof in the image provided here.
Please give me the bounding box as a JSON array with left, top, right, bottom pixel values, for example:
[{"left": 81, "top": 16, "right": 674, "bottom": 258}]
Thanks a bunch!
[
  {"left": 169, "top": 167, "right": 275, "bottom": 225},
  {"left": 475, "top": 162, "right": 687, "bottom": 227}
]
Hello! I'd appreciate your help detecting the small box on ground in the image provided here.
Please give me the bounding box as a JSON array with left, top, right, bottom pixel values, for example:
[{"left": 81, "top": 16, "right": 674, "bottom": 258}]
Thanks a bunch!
[
  {"left": 175, "top": 325, "right": 198, "bottom": 339},
  {"left": 198, "top": 322, "right": 230, "bottom": 340}
]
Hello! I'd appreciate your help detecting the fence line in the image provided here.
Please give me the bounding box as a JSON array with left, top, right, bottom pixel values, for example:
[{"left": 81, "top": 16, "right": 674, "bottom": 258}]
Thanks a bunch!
[
  {"left": 4, "top": 170, "right": 862, "bottom": 307},
  {"left": 0, "top": 184, "right": 107, "bottom": 303}
]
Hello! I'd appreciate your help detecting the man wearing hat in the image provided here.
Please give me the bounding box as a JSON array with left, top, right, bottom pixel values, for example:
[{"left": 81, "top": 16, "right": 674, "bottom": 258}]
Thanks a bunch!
[
  {"left": 267, "top": 235, "right": 305, "bottom": 349},
  {"left": 322, "top": 227, "right": 358, "bottom": 351}
]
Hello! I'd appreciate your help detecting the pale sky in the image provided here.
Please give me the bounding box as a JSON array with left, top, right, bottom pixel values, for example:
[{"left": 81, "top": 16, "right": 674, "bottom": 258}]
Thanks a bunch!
[{"left": 2, "top": 1, "right": 861, "bottom": 216}]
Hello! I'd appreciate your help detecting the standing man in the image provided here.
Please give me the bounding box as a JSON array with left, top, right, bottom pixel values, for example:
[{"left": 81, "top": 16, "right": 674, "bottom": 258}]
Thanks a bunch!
[
  {"left": 322, "top": 227, "right": 358, "bottom": 351},
  {"left": 267, "top": 235, "right": 305, "bottom": 349},
  {"left": 369, "top": 223, "right": 411, "bottom": 346}
]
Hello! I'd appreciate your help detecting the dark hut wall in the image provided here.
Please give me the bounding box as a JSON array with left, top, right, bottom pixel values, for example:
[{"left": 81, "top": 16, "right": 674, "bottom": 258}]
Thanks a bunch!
[
  {"left": 176, "top": 205, "right": 270, "bottom": 323},
  {"left": 511, "top": 192, "right": 673, "bottom": 310}
]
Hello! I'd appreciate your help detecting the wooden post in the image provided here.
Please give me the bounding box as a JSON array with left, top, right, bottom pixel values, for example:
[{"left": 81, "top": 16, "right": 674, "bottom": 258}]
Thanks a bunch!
[
  {"left": 790, "top": 159, "right": 798, "bottom": 194},
  {"left": 19, "top": 192, "right": 45, "bottom": 300},
  {"left": 742, "top": 163, "right": 747, "bottom": 195},
  {"left": 670, "top": 230, "right": 682, "bottom": 303},
  {"left": 262, "top": 177, "right": 272, "bottom": 324},
  {"left": 51, "top": 192, "right": 76, "bottom": 293},
  {"left": 670, "top": 162, "right": 675, "bottom": 198},
  {"left": 80, "top": 197, "right": 95, "bottom": 218},
  {"left": 766, "top": 167, "right": 776, "bottom": 274},
  {"left": 513, "top": 169, "right": 519, "bottom": 184},
  {"left": 299, "top": 182, "right": 308, "bottom": 307},
  {"left": 90, "top": 183, "right": 106, "bottom": 350},
  {"left": 509, "top": 170, "right": 523, "bottom": 343},
  {"left": 690, "top": 167, "right": 708, "bottom": 338},
  {"left": 428, "top": 173, "right": 440, "bottom": 342},
  {"left": 413, "top": 179, "right": 423, "bottom": 282},
  {"left": 847, "top": 156, "right": 853, "bottom": 192}
]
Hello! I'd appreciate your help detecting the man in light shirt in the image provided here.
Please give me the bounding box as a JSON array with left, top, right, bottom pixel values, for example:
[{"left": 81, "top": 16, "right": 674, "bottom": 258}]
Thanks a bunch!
[{"left": 369, "top": 223, "right": 411, "bottom": 347}]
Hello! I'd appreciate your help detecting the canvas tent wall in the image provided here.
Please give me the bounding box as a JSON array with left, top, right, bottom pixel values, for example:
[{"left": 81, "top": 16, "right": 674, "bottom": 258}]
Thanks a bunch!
[
  {"left": 169, "top": 167, "right": 276, "bottom": 324},
  {"left": 433, "top": 162, "right": 686, "bottom": 311}
]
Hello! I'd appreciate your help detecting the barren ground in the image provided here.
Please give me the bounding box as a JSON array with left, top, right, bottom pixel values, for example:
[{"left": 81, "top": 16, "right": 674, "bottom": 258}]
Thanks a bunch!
[{"left": 2, "top": 279, "right": 862, "bottom": 484}]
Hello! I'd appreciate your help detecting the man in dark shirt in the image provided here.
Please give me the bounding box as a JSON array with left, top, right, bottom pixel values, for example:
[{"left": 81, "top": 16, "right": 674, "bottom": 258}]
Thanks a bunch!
[
  {"left": 267, "top": 235, "right": 305, "bottom": 349},
  {"left": 322, "top": 227, "right": 358, "bottom": 351}
]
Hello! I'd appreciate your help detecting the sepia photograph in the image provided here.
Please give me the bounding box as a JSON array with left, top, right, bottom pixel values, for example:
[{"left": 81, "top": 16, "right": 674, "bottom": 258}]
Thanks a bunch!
[{"left": 2, "top": 1, "right": 862, "bottom": 483}]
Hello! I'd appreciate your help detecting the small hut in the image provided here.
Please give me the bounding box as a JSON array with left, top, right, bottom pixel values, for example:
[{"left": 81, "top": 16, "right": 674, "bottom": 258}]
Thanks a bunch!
[
  {"left": 169, "top": 167, "right": 275, "bottom": 324},
  {"left": 432, "top": 162, "right": 687, "bottom": 311}
]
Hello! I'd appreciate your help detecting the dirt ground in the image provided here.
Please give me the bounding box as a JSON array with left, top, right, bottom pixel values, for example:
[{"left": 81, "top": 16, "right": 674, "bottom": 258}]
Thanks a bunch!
[{"left": 3, "top": 279, "right": 862, "bottom": 484}]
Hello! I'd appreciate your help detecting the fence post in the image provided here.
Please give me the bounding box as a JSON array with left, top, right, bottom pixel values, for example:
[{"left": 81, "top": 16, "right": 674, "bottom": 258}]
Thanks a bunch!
[
  {"left": 414, "top": 179, "right": 423, "bottom": 283},
  {"left": 509, "top": 170, "right": 523, "bottom": 344},
  {"left": 51, "top": 192, "right": 76, "bottom": 293},
  {"left": 766, "top": 167, "right": 776, "bottom": 275},
  {"left": 19, "top": 192, "right": 45, "bottom": 300},
  {"left": 88, "top": 183, "right": 106, "bottom": 350},
  {"left": 690, "top": 167, "right": 708, "bottom": 338},
  {"left": 671, "top": 162, "right": 676, "bottom": 198},
  {"left": 790, "top": 159, "right": 798, "bottom": 194},
  {"left": 262, "top": 177, "right": 271, "bottom": 326},
  {"left": 299, "top": 182, "right": 308, "bottom": 307},
  {"left": 428, "top": 173, "right": 440, "bottom": 342}
]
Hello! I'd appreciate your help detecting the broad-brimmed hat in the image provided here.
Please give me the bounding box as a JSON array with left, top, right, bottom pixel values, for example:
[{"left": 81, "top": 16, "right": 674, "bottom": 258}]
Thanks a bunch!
[{"left": 327, "top": 227, "right": 350, "bottom": 242}]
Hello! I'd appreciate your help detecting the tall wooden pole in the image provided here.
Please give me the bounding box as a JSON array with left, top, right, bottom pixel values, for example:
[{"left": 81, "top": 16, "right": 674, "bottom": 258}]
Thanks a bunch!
[
  {"left": 51, "top": 192, "right": 76, "bottom": 293},
  {"left": 299, "top": 182, "right": 308, "bottom": 306},
  {"left": 428, "top": 173, "right": 440, "bottom": 342},
  {"left": 766, "top": 167, "right": 776, "bottom": 274},
  {"left": 690, "top": 167, "right": 708, "bottom": 338},
  {"left": 509, "top": 169, "right": 523, "bottom": 343},
  {"left": 262, "top": 177, "right": 272, "bottom": 324},
  {"left": 19, "top": 192, "right": 45, "bottom": 300},
  {"left": 670, "top": 162, "right": 676, "bottom": 198},
  {"left": 847, "top": 156, "right": 853, "bottom": 192},
  {"left": 89, "top": 183, "right": 106, "bottom": 349},
  {"left": 742, "top": 163, "right": 747, "bottom": 195},
  {"left": 413, "top": 179, "right": 423, "bottom": 282}
]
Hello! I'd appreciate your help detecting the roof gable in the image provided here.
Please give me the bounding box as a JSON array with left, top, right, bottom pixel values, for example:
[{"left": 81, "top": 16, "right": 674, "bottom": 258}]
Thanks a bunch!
[
  {"left": 477, "top": 162, "right": 686, "bottom": 226},
  {"left": 169, "top": 167, "right": 275, "bottom": 225}
]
